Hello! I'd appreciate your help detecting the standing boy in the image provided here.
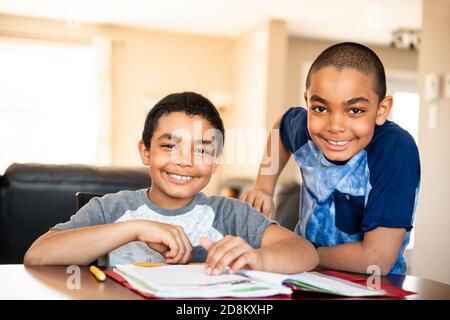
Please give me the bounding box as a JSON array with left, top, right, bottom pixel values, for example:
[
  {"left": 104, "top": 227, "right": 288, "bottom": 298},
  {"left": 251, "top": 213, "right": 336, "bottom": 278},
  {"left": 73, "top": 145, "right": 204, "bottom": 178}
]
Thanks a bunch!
[{"left": 241, "top": 42, "right": 420, "bottom": 275}]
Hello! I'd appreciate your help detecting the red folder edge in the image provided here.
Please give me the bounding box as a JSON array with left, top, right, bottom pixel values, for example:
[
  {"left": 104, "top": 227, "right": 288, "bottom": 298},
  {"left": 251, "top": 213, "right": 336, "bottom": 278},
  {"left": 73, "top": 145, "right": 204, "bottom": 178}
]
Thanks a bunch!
[
  {"left": 104, "top": 269, "right": 158, "bottom": 299},
  {"left": 105, "top": 269, "right": 415, "bottom": 299},
  {"left": 319, "top": 270, "right": 416, "bottom": 298}
]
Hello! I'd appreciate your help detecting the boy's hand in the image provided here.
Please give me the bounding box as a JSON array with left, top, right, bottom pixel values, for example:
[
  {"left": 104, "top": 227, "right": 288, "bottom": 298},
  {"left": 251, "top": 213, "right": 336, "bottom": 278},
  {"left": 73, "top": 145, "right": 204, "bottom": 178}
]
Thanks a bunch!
[
  {"left": 200, "top": 236, "right": 264, "bottom": 275},
  {"left": 240, "top": 189, "right": 275, "bottom": 218},
  {"left": 136, "top": 221, "right": 193, "bottom": 264}
]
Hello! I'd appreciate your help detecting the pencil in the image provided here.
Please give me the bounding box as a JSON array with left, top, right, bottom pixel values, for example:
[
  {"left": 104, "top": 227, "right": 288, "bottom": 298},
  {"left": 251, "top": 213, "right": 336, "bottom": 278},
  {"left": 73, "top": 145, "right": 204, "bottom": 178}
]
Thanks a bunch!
[
  {"left": 131, "top": 262, "right": 205, "bottom": 267},
  {"left": 132, "top": 262, "right": 162, "bottom": 267}
]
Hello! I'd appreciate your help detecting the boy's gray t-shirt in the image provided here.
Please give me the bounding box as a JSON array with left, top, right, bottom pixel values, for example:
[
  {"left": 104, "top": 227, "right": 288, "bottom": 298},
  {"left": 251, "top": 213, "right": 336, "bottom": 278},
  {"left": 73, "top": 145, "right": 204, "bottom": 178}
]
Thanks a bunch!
[{"left": 51, "top": 189, "right": 277, "bottom": 266}]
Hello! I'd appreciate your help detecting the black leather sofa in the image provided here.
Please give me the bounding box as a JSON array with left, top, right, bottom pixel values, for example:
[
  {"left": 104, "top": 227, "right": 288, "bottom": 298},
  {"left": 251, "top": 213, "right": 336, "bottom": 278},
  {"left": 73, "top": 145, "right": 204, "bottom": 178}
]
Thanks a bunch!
[
  {"left": 0, "top": 163, "right": 150, "bottom": 264},
  {"left": 0, "top": 163, "right": 299, "bottom": 264}
]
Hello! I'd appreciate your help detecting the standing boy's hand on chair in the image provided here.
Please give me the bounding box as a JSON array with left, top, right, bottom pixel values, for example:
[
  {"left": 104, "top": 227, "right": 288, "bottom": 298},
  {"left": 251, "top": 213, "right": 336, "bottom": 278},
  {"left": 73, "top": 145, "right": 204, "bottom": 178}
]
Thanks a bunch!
[
  {"left": 136, "top": 220, "right": 193, "bottom": 264},
  {"left": 240, "top": 189, "right": 275, "bottom": 218},
  {"left": 200, "top": 236, "right": 264, "bottom": 275}
]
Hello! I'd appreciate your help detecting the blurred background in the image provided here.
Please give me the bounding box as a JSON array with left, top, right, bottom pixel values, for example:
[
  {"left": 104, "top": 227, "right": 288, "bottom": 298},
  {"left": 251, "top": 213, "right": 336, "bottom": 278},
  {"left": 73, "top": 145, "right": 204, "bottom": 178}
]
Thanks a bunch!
[{"left": 0, "top": 0, "right": 448, "bottom": 284}]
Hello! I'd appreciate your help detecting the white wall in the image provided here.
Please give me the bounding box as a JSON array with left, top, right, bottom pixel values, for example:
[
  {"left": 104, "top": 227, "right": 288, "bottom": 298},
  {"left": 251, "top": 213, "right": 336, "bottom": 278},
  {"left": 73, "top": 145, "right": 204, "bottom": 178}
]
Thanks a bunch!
[{"left": 411, "top": 0, "right": 450, "bottom": 284}]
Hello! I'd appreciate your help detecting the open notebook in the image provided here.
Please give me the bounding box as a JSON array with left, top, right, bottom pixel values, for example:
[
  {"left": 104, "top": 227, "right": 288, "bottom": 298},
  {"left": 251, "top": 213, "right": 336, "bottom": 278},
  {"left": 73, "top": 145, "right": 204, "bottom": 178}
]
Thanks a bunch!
[{"left": 107, "top": 264, "right": 392, "bottom": 299}]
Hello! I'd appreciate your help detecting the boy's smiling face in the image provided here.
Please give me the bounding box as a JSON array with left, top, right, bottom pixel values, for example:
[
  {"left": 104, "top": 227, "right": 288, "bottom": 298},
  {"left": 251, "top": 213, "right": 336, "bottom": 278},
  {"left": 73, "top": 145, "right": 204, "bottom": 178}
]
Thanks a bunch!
[
  {"left": 305, "top": 66, "right": 392, "bottom": 162},
  {"left": 139, "top": 112, "right": 221, "bottom": 209}
]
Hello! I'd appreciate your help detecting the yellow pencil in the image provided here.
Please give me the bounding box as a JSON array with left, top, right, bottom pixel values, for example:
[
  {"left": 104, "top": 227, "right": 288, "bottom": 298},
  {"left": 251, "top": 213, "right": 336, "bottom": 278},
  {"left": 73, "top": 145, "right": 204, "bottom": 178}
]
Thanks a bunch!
[
  {"left": 132, "top": 262, "right": 162, "bottom": 267},
  {"left": 89, "top": 265, "right": 106, "bottom": 281},
  {"left": 131, "top": 262, "right": 205, "bottom": 267}
]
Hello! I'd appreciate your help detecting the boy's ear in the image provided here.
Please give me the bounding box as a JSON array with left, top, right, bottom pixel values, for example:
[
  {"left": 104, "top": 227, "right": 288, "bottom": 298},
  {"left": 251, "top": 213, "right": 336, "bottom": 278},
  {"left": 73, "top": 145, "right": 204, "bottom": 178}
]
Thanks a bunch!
[
  {"left": 211, "top": 154, "right": 222, "bottom": 174},
  {"left": 375, "top": 95, "right": 393, "bottom": 126},
  {"left": 304, "top": 91, "right": 308, "bottom": 104},
  {"left": 138, "top": 140, "right": 151, "bottom": 165}
]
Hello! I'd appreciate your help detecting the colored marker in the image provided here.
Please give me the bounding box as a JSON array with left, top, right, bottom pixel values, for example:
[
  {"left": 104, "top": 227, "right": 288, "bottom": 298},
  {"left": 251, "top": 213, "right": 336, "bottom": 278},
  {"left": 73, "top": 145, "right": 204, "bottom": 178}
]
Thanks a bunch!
[{"left": 90, "top": 265, "right": 106, "bottom": 281}]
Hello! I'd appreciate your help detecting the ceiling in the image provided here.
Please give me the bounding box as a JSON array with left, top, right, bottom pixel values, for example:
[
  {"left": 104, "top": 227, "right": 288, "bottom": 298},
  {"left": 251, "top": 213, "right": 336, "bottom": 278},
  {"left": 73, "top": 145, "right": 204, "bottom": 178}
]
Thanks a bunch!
[{"left": 0, "top": 0, "right": 422, "bottom": 45}]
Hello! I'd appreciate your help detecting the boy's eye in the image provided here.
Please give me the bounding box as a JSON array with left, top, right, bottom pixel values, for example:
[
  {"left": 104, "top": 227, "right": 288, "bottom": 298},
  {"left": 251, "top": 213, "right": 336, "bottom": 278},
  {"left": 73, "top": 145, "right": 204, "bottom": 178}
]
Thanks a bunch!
[
  {"left": 161, "top": 143, "right": 176, "bottom": 149},
  {"left": 312, "top": 106, "right": 327, "bottom": 113},
  {"left": 348, "top": 107, "right": 365, "bottom": 115},
  {"left": 195, "top": 148, "right": 212, "bottom": 156}
]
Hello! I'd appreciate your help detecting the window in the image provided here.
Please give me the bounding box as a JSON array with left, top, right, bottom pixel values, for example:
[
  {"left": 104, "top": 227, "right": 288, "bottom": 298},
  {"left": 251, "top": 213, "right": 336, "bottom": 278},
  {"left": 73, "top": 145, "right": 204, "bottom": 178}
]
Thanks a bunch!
[
  {"left": 388, "top": 72, "right": 420, "bottom": 145},
  {"left": 0, "top": 37, "right": 110, "bottom": 174},
  {"left": 391, "top": 92, "right": 420, "bottom": 140}
]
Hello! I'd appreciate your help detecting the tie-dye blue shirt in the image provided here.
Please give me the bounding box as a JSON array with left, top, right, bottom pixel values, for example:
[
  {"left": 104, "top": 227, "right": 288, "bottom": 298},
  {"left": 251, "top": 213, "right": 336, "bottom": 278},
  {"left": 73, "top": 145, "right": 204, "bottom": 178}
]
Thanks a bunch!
[{"left": 280, "top": 107, "right": 420, "bottom": 275}]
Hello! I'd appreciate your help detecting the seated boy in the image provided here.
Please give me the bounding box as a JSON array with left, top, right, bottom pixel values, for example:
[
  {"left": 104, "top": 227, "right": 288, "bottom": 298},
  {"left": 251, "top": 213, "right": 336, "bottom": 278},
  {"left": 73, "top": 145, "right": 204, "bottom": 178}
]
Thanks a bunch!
[
  {"left": 241, "top": 42, "right": 420, "bottom": 275},
  {"left": 24, "top": 92, "right": 318, "bottom": 275}
]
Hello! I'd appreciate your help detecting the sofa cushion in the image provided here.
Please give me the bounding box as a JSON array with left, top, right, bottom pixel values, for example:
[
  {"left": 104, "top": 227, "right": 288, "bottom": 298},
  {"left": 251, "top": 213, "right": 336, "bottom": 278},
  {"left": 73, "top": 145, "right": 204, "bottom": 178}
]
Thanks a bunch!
[{"left": 274, "top": 182, "right": 300, "bottom": 232}]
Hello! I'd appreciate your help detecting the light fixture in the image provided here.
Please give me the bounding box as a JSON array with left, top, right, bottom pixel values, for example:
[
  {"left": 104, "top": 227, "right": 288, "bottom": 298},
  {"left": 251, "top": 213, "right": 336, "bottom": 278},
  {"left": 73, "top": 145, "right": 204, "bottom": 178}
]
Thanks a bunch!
[{"left": 390, "top": 28, "right": 421, "bottom": 50}]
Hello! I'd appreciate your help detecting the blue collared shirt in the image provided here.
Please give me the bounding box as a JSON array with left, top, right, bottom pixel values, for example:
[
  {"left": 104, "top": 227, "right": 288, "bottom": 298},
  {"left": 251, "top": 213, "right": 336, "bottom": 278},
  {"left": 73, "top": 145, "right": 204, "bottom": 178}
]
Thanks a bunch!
[{"left": 280, "top": 107, "right": 420, "bottom": 274}]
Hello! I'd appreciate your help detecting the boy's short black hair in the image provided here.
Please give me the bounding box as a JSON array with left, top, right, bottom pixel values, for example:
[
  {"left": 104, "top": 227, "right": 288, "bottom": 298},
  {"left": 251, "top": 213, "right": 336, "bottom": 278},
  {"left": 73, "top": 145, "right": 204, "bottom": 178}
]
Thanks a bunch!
[
  {"left": 306, "top": 42, "right": 386, "bottom": 103},
  {"left": 142, "top": 92, "right": 225, "bottom": 154}
]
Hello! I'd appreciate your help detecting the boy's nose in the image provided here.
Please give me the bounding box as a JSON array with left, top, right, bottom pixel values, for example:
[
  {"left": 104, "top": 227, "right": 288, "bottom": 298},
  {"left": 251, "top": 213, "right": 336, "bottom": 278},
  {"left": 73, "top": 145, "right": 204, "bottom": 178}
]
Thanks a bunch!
[
  {"left": 326, "top": 113, "right": 346, "bottom": 133},
  {"left": 176, "top": 158, "right": 192, "bottom": 167},
  {"left": 174, "top": 147, "right": 193, "bottom": 167}
]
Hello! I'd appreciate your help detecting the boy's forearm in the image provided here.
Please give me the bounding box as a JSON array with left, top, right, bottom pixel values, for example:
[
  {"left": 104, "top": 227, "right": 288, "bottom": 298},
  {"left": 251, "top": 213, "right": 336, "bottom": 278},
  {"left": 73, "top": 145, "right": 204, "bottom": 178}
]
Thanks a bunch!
[
  {"left": 258, "top": 236, "right": 319, "bottom": 274},
  {"left": 254, "top": 120, "right": 291, "bottom": 195},
  {"left": 24, "top": 221, "right": 140, "bottom": 265},
  {"left": 317, "top": 242, "right": 392, "bottom": 275}
]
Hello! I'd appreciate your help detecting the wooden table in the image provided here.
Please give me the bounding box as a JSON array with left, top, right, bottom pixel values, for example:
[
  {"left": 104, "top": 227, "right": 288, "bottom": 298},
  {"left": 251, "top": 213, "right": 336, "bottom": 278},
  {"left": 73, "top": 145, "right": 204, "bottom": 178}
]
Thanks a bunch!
[{"left": 1, "top": 265, "right": 449, "bottom": 300}]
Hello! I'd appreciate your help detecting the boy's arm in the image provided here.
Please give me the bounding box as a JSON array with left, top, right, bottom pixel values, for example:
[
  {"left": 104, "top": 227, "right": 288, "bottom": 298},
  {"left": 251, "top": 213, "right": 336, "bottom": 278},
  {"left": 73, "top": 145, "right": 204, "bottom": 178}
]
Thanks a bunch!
[
  {"left": 24, "top": 222, "right": 141, "bottom": 265},
  {"left": 317, "top": 227, "right": 406, "bottom": 275},
  {"left": 240, "top": 119, "right": 291, "bottom": 217},
  {"left": 258, "top": 224, "right": 319, "bottom": 273},
  {"left": 200, "top": 225, "right": 319, "bottom": 275},
  {"left": 24, "top": 220, "right": 193, "bottom": 265}
]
